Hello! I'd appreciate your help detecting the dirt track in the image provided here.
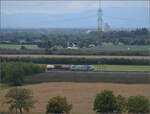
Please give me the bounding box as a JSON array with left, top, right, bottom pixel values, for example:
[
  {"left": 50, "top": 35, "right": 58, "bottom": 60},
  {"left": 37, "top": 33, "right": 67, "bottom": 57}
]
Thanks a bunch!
[
  {"left": 0, "top": 82, "right": 150, "bottom": 113},
  {"left": 0, "top": 54, "right": 150, "bottom": 59}
]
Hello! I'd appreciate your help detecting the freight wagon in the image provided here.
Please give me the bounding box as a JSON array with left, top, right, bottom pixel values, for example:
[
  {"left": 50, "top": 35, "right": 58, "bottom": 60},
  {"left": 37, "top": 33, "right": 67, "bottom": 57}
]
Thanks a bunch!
[{"left": 46, "top": 65, "right": 94, "bottom": 72}]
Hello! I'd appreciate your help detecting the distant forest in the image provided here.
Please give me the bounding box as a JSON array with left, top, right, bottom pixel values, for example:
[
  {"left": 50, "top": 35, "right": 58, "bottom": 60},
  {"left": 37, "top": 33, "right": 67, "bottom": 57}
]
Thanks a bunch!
[{"left": 0, "top": 28, "right": 149, "bottom": 48}]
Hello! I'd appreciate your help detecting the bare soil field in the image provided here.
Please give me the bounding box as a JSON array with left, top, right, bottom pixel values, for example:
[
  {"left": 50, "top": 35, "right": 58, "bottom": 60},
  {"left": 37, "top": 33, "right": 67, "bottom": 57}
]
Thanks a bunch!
[
  {"left": 0, "top": 54, "right": 150, "bottom": 59},
  {"left": 0, "top": 82, "right": 150, "bottom": 114}
]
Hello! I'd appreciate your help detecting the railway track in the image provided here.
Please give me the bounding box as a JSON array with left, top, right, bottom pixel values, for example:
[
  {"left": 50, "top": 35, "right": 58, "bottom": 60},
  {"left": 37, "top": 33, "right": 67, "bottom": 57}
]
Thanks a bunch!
[{"left": 46, "top": 70, "right": 150, "bottom": 74}]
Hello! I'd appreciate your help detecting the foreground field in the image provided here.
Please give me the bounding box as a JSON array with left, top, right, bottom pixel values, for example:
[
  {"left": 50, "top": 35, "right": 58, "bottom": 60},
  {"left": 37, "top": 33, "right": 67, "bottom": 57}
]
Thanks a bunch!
[{"left": 0, "top": 82, "right": 150, "bottom": 114}]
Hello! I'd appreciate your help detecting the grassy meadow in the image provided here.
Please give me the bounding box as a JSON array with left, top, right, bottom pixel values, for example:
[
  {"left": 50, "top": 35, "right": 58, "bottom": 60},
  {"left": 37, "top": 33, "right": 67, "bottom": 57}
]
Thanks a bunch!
[
  {"left": 94, "top": 65, "right": 150, "bottom": 71},
  {"left": 0, "top": 44, "right": 39, "bottom": 50},
  {"left": 83, "top": 45, "right": 150, "bottom": 51},
  {"left": 1, "top": 44, "right": 150, "bottom": 51},
  {"left": 59, "top": 45, "right": 150, "bottom": 51},
  {"left": 0, "top": 83, "right": 10, "bottom": 90}
]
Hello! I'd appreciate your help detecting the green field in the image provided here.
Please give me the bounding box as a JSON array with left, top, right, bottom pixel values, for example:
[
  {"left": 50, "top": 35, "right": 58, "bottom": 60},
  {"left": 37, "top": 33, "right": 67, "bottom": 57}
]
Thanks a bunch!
[
  {"left": 94, "top": 65, "right": 150, "bottom": 71},
  {"left": 0, "top": 44, "right": 150, "bottom": 51},
  {"left": 59, "top": 45, "right": 150, "bottom": 51},
  {"left": 0, "top": 44, "right": 39, "bottom": 50},
  {"left": 0, "top": 83, "right": 10, "bottom": 90},
  {"left": 80, "top": 45, "right": 150, "bottom": 51},
  {"left": 54, "top": 45, "right": 150, "bottom": 52}
]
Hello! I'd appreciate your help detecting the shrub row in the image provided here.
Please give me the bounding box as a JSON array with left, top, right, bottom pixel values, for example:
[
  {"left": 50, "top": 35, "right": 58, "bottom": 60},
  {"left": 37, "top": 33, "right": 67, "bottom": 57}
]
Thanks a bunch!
[
  {"left": 51, "top": 49, "right": 150, "bottom": 56},
  {"left": 0, "top": 48, "right": 149, "bottom": 56},
  {"left": 1, "top": 57, "right": 150, "bottom": 65}
]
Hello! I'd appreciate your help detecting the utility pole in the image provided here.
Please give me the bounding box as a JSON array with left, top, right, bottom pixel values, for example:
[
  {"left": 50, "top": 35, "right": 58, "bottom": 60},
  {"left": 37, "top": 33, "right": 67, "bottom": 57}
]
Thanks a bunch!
[
  {"left": 16, "top": 87, "right": 18, "bottom": 114},
  {"left": 0, "top": 57, "right": 1, "bottom": 90},
  {"left": 98, "top": 0, "right": 103, "bottom": 31}
]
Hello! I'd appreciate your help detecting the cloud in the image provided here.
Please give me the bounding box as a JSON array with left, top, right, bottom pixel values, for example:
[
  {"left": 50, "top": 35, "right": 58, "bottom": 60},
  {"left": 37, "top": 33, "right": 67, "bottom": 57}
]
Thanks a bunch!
[{"left": 1, "top": 1, "right": 149, "bottom": 14}]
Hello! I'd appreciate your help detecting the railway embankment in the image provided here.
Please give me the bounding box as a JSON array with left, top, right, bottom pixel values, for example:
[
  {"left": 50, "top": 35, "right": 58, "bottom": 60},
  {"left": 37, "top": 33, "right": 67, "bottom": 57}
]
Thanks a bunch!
[{"left": 24, "top": 71, "right": 150, "bottom": 84}]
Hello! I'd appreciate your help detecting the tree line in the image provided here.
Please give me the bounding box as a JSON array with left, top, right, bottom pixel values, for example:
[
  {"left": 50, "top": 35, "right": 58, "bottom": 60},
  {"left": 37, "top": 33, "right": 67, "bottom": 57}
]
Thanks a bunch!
[
  {"left": 0, "top": 62, "right": 45, "bottom": 86},
  {"left": 1, "top": 57, "right": 150, "bottom": 65},
  {"left": 0, "top": 48, "right": 150, "bottom": 56}
]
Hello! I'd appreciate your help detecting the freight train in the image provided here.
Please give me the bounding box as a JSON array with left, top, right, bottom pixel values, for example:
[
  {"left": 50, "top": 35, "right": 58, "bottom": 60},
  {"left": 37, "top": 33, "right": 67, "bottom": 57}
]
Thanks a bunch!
[{"left": 46, "top": 65, "right": 94, "bottom": 72}]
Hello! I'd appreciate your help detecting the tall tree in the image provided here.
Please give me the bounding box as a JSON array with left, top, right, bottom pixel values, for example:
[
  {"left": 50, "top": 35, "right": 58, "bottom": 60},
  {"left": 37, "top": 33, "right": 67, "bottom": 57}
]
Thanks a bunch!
[{"left": 4, "top": 88, "right": 37, "bottom": 114}]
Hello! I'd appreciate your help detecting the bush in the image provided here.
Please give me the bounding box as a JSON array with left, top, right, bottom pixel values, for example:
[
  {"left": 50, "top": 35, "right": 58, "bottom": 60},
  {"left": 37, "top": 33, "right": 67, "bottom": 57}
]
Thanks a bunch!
[
  {"left": 93, "top": 90, "right": 117, "bottom": 113},
  {"left": 20, "top": 45, "right": 27, "bottom": 50},
  {"left": 46, "top": 96, "right": 72, "bottom": 114},
  {"left": 127, "top": 96, "right": 150, "bottom": 113}
]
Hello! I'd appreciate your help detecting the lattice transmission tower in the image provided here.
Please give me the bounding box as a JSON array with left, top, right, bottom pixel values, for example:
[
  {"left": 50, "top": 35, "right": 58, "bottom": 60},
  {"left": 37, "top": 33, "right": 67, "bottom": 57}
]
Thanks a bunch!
[{"left": 98, "top": 0, "right": 103, "bottom": 31}]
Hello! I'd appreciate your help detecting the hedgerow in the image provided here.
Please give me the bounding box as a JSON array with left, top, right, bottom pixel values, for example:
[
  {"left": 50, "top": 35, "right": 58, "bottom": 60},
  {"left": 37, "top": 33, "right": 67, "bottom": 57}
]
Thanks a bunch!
[{"left": 1, "top": 57, "right": 150, "bottom": 65}]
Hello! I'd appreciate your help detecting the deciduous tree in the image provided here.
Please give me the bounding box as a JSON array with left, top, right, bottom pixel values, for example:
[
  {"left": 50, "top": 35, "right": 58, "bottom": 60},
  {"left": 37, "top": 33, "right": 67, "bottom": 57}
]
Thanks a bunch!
[
  {"left": 4, "top": 88, "right": 37, "bottom": 114},
  {"left": 46, "top": 96, "right": 72, "bottom": 114}
]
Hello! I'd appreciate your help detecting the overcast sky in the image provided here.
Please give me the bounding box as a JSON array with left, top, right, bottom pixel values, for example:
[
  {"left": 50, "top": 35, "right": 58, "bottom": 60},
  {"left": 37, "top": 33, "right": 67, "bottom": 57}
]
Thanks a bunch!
[{"left": 1, "top": 1, "right": 149, "bottom": 29}]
